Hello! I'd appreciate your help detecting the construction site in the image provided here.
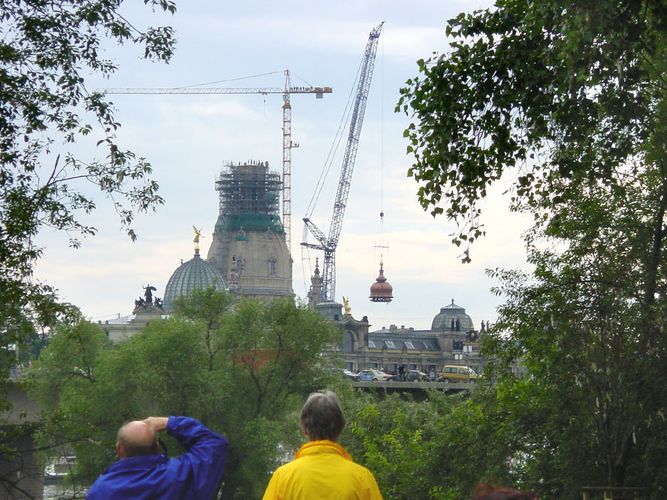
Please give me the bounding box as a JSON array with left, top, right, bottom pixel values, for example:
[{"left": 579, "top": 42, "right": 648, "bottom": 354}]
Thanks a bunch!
[
  {"left": 206, "top": 160, "right": 293, "bottom": 298},
  {"left": 214, "top": 160, "right": 284, "bottom": 234},
  {"left": 96, "top": 20, "right": 484, "bottom": 417}
]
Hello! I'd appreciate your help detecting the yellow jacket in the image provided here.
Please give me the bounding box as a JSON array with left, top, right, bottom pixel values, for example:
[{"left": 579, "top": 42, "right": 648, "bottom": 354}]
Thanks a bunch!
[{"left": 262, "top": 440, "right": 383, "bottom": 500}]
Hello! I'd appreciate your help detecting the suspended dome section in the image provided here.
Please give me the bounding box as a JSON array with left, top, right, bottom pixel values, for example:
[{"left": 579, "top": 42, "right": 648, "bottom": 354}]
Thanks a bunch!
[
  {"left": 163, "top": 250, "right": 226, "bottom": 312},
  {"left": 431, "top": 300, "right": 474, "bottom": 331},
  {"left": 369, "top": 262, "right": 393, "bottom": 303}
]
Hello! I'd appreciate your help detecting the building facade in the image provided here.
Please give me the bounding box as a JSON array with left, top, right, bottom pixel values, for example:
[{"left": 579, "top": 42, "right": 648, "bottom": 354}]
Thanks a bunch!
[
  {"left": 316, "top": 299, "right": 485, "bottom": 376},
  {"left": 100, "top": 158, "right": 487, "bottom": 371},
  {"left": 206, "top": 160, "right": 293, "bottom": 298}
]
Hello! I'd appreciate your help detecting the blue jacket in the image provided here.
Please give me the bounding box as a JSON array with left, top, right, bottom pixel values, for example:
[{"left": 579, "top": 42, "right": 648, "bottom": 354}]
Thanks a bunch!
[{"left": 87, "top": 416, "right": 227, "bottom": 500}]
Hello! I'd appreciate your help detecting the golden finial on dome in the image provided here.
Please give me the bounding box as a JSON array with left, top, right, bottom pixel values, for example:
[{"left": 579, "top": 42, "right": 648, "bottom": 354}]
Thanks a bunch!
[{"left": 193, "top": 226, "right": 203, "bottom": 252}]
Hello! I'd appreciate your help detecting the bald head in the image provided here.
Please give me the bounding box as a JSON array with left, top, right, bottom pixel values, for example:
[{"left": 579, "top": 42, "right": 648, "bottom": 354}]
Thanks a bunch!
[{"left": 116, "top": 420, "right": 160, "bottom": 458}]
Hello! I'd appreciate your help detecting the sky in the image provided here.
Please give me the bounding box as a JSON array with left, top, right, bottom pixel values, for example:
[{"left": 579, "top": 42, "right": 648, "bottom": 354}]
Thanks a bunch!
[{"left": 33, "top": 0, "right": 532, "bottom": 331}]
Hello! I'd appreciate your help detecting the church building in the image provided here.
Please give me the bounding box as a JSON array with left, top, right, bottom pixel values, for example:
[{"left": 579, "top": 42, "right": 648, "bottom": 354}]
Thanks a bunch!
[
  {"left": 99, "top": 158, "right": 485, "bottom": 376},
  {"left": 206, "top": 160, "right": 292, "bottom": 298}
]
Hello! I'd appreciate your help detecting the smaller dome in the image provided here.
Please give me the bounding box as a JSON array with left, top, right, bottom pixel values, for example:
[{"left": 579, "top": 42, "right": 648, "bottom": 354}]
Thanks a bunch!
[
  {"left": 431, "top": 299, "right": 474, "bottom": 331},
  {"left": 369, "top": 263, "right": 393, "bottom": 303},
  {"left": 163, "top": 250, "right": 226, "bottom": 312}
]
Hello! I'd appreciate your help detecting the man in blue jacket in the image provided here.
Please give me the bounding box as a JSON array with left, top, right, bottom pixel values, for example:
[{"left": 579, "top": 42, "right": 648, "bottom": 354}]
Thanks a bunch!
[{"left": 87, "top": 416, "right": 227, "bottom": 499}]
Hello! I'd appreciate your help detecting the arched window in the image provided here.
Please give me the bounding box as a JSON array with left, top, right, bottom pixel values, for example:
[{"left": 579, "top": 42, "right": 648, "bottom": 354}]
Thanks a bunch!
[
  {"left": 342, "top": 331, "right": 355, "bottom": 353},
  {"left": 267, "top": 258, "right": 277, "bottom": 276}
]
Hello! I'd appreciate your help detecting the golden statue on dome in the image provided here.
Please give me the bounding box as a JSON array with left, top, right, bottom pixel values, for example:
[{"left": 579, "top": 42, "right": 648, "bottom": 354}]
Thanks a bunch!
[{"left": 193, "top": 226, "right": 203, "bottom": 252}]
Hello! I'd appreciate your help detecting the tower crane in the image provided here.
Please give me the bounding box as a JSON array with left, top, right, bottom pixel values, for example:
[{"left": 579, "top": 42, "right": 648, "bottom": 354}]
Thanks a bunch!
[
  {"left": 103, "top": 70, "right": 332, "bottom": 250},
  {"left": 301, "top": 22, "right": 383, "bottom": 303}
]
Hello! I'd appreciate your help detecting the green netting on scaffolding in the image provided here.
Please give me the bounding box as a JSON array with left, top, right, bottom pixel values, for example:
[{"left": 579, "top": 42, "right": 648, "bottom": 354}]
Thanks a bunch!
[{"left": 218, "top": 213, "right": 284, "bottom": 233}]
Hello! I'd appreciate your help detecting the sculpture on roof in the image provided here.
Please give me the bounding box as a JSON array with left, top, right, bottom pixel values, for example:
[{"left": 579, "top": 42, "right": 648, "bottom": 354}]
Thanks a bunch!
[
  {"left": 193, "top": 226, "right": 202, "bottom": 251},
  {"left": 343, "top": 296, "right": 351, "bottom": 316},
  {"left": 133, "top": 285, "right": 164, "bottom": 312},
  {"left": 143, "top": 284, "right": 157, "bottom": 305}
]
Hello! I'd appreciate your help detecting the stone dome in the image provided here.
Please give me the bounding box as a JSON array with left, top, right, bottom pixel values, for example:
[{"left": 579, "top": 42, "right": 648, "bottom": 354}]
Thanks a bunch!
[
  {"left": 431, "top": 299, "right": 474, "bottom": 331},
  {"left": 369, "top": 263, "right": 393, "bottom": 303},
  {"left": 163, "top": 250, "right": 226, "bottom": 312}
]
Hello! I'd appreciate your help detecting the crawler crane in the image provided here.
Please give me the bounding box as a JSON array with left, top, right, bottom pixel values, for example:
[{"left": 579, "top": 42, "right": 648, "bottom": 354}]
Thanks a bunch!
[{"left": 302, "top": 22, "right": 384, "bottom": 303}]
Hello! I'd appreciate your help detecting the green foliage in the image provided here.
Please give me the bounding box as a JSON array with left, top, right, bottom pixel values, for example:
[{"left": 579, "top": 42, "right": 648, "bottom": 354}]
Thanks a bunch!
[
  {"left": 340, "top": 385, "right": 604, "bottom": 498},
  {"left": 0, "top": 0, "right": 176, "bottom": 391},
  {"left": 393, "top": 1, "right": 667, "bottom": 495},
  {"left": 201, "top": 297, "right": 340, "bottom": 498},
  {"left": 218, "top": 298, "right": 338, "bottom": 418},
  {"left": 341, "top": 392, "right": 474, "bottom": 500},
  {"left": 344, "top": 393, "right": 443, "bottom": 499},
  {"left": 479, "top": 159, "right": 667, "bottom": 495},
  {"left": 30, "top": 292, "right": 341, "bottom": 499},
  {"left": 29, "top": 320, "right": 109, "bottom": 410},
  {"left": 398, "top": 0, "right": 667, "bottom": 259}
]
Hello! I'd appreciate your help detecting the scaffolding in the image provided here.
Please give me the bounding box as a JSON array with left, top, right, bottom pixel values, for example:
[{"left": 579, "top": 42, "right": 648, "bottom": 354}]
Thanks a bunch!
[{"left": 215, "top": 160, "right": 284, "bottom": 233}]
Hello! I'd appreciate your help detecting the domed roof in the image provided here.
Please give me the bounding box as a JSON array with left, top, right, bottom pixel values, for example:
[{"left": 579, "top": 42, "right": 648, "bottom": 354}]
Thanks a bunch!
[
  {"left": 163, "top": 250, "right": 226, "bottom": 312},
  {"left": 369, "top": 262, "right": 393, "bottom": 303},
  {"left": 431, "top": 299, "right": 474, "bottom": 331}
]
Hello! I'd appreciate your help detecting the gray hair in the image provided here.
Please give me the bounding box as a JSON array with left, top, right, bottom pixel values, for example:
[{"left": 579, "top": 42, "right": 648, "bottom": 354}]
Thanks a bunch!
[{"left": 300, "top": 390, "right": 346, "bottom": 442}]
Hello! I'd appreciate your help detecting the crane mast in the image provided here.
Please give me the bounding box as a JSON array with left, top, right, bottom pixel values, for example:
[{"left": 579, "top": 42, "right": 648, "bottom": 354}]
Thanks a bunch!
[
  {"left": 103, "top": 71, "right": 332, "bottom": 251},
  {"left": 302, "top": 22, "right": 383, "bottom": 303},
  {"left": 282, "top": 72, "right": 293, "bottom": 252}
]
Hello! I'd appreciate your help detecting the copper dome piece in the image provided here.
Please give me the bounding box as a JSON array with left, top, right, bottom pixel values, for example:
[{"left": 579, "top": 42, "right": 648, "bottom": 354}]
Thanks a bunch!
[{"left": 369, "top": 261, "right": 393, "bottom": 303}]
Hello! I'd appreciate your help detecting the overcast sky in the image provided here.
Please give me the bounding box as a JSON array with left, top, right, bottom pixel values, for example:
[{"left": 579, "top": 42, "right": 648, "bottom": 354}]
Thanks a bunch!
[{"left": 33, "top": 0, "right": 532, "bottom": 331}]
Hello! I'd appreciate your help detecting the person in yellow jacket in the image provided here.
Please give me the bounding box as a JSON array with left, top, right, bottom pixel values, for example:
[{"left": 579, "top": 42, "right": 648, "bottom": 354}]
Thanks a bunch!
[{"left": 263, "top": 390, "right": 382, "bottom": 500}]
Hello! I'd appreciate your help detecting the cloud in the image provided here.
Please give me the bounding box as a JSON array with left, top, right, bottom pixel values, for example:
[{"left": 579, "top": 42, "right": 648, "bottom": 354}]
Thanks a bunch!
[
  {"left": 34, "top": 0, "right": 513, "bottom": 332},
  {"left": 182, "top": 12, "right": 447, "bottom": 63},
  {"left": 162, "top": 100, "right": 267, "bottom": 120}
]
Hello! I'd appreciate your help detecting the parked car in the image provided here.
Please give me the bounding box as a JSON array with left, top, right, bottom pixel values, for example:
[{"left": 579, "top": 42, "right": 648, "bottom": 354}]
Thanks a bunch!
[
  {"left": 325, "top": 368, "right": 359, "bottom": 381},
  {"left": 357, "top": 369, "right": 396, "bottom": 382},
  {"left": 406, "top": 369, "right": 429, "bottom": 381},
  {"left": 438, "top": 365, "right": 478, "bottom": 383}
]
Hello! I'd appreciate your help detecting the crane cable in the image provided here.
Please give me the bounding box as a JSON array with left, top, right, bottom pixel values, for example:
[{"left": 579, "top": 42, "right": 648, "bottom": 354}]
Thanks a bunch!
[
  {"left": 301, "top": 50, "right": 366, "bottom": 294},
  {"left": 304, "top": 54, "right": 366, "bottom": 219},
  {"left": 176, "top": 70, "right": 284, "bottom": 89},
  {"left": 380, "top": 35, "right": 385, "bottom": 221},
  {"left": 376, "top": 35, "right": 387, "bottom": 263}
]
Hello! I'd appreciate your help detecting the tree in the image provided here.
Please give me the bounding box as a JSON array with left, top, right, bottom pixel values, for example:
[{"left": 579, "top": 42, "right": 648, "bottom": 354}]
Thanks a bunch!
[
  {"left": 397, "top": 0, "right": 667, "bottom": 260},
  {"left": 0, "top": 0, "right": 177, "bottom": 383},
  {"left": 480, "top": 161, "right": 667, "bottom": 496},
  {"left": 342, "top": 392, "right": 456, "bottom": 500},
  {"left": 26, "top": 319, "right": 109, "bottom": 497},
  {"left": 175, "top": 287, "right": 234, "bottom": 370},
  {"left": 186, "top": 297, "right": 340, "bottom": 499},
  {"left": 30, "top": 293, "right": 341, "bottom": 498},
  {"left": 340, "top": 389, "right": 533, "bottom": 500},
  {"left": 397, "top": 1, "right": 667, "bottom": 495}
]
